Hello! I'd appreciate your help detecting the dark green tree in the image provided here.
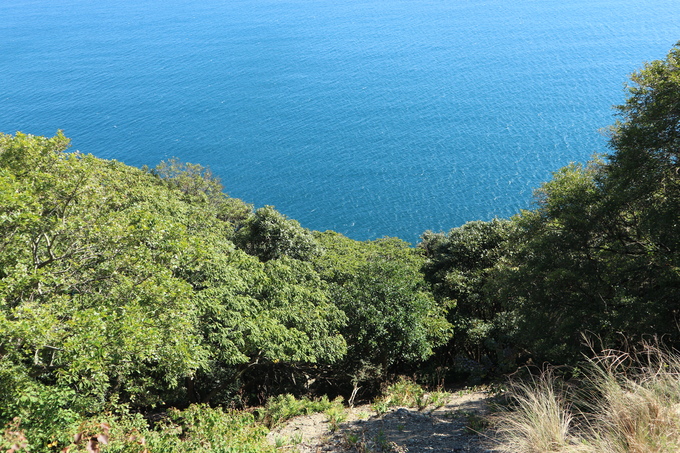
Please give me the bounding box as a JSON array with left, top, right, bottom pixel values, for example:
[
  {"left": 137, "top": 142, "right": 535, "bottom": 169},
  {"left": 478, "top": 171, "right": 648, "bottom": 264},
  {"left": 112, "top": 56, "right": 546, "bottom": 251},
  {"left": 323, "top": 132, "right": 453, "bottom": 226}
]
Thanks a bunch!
[
  {"left": 502, "top": 43, "right": 680, "bottom": 363},
  {"left": 599, "top": 42, "right": 680, "bottom": 345},
  {"left": 234, "top": 206, "right": 320, "bottom": 262},
  {"left": 154, "top": 157, "right": 252, "bottom": 229},
  {"left": 420, "top": 219, "right": 516, "bottom": 377},
  {"left": 313, "top": 232, "right": 451, "bottom": 384},
  {"left": 504, "top": 161, "right": 612, "bottom": 363}
]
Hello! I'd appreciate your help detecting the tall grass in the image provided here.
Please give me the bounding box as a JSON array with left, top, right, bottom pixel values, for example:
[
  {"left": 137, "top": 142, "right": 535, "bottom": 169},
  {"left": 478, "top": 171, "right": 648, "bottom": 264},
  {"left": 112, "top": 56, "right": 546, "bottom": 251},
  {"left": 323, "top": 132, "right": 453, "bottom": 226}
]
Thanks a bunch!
[
  {"left": 493, "top": 371, "right": 572, "bottom": 452},
  {"left": 493, "top": 343, "right": 680, "bottom": 453}
]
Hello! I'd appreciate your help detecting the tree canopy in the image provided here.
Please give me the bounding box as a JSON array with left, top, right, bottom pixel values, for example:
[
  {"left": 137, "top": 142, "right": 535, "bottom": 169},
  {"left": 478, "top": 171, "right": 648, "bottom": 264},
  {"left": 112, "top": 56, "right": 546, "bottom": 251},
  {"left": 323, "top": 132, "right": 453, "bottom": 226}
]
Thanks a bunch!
[{"left": 2, "top": 42, "right": 680, "bottom": 451}]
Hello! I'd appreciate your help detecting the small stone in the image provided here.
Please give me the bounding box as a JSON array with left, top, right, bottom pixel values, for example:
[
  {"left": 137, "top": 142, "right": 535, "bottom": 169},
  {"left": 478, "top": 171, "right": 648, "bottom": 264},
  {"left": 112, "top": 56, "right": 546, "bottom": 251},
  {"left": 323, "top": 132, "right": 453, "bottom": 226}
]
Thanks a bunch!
[{"left": 395, "top": 408, "right": 410, "bottom": 418}]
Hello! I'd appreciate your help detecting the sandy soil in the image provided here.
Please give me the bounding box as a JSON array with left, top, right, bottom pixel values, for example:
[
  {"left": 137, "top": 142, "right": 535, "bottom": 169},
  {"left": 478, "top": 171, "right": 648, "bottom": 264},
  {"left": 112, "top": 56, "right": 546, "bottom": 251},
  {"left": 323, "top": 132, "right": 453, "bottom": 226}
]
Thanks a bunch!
[{"left": 267, "top": 391, "right": 496, "bottom": 452}]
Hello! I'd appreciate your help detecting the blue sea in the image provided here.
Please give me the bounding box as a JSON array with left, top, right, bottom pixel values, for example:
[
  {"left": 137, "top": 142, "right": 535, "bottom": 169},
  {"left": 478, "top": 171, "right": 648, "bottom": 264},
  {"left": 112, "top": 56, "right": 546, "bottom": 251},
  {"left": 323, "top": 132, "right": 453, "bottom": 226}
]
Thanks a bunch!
[{"left": 1, "top": 0, "right": 678, "bottom": 242}]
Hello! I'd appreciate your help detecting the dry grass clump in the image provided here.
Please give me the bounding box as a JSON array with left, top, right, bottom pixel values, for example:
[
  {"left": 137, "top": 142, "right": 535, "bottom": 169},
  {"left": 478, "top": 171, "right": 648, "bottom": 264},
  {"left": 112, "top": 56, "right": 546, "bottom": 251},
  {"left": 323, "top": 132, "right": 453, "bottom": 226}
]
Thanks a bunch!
[
  {"left": 493, "top": 370, "right": 572, "bottom": 452},
  {"left": 493, "top": 343, "right": 680, "bottom": 453}
]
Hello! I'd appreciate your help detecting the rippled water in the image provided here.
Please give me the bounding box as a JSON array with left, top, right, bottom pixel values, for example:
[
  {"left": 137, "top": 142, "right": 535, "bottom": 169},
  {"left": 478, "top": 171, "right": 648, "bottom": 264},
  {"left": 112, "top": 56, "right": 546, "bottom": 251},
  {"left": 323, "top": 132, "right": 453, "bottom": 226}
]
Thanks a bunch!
[{"left": 1, "top": 0, "right": 678, "bottom": 241}]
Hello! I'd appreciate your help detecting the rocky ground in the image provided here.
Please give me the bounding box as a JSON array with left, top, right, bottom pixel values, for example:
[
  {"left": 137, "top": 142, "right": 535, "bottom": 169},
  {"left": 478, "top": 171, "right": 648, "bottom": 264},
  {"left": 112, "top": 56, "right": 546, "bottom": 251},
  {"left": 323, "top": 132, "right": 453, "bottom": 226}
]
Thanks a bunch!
[{"left": 267, "top": 390, "right": 497, "bottom": 452}]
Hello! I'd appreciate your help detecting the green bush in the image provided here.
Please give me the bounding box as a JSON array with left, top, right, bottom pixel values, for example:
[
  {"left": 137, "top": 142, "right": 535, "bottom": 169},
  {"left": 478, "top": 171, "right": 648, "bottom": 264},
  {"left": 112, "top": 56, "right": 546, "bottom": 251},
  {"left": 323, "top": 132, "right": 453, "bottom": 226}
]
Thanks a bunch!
[
  {"left": 258, "top": 394, "right": 342, "bottom": 428},
  {"left": 73, "top": 405, "right": 273, "bottom": 453},
  {"left": 373, "top": 378, "right": 450, "bottom": 413}
]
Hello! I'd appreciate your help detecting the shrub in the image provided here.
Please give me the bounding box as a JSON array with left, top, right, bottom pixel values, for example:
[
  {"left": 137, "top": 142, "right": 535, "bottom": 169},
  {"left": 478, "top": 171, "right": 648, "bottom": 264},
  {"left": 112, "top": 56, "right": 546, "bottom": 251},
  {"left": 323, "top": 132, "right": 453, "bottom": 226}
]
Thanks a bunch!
[
  {"left": 372, "top": 378, "right": 450, "bottom": 413},
  {"left": 257, "top": 394, "right": 342, "bottom": 428}
]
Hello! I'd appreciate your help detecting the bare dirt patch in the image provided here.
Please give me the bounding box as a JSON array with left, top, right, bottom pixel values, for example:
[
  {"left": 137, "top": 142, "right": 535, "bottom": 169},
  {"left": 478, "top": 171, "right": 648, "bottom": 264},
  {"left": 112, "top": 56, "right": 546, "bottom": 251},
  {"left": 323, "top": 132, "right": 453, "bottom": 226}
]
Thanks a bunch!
[{"left": 267, "top": 391, "right": 496, "bottom": 452}]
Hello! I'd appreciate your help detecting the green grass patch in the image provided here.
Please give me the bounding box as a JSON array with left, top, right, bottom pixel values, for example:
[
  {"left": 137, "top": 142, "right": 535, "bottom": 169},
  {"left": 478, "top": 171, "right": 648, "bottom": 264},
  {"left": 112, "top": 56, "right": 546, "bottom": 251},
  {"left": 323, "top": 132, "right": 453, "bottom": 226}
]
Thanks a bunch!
[
  {"left": 372, "top": 377, "right": 450, "bottom": 413},
  {"left": 257, "top": 394, "right": 343, "bottom": 428}
]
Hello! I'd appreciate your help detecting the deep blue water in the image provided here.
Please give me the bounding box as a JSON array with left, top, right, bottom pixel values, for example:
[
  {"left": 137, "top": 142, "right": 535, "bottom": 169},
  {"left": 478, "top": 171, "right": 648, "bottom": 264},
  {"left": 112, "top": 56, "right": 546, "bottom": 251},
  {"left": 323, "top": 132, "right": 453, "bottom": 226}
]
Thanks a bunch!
[{"left": 1, "top": 0, "right": 678, "bottom": 242}]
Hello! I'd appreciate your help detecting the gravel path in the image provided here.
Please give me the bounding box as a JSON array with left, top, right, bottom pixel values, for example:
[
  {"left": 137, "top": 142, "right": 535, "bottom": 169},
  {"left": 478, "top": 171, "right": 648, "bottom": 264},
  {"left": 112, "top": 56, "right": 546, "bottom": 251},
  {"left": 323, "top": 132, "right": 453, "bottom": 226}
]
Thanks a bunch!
[{"left": 267, "top": 391, "right": 496, "bottom": 452}]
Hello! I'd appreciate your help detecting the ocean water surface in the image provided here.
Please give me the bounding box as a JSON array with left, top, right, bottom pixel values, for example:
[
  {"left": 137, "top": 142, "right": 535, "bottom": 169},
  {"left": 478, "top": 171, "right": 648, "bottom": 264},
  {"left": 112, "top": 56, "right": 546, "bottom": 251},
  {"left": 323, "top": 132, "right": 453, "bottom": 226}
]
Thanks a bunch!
[{"left": 1, "top": 0, "right": 678, "bottom": 242}]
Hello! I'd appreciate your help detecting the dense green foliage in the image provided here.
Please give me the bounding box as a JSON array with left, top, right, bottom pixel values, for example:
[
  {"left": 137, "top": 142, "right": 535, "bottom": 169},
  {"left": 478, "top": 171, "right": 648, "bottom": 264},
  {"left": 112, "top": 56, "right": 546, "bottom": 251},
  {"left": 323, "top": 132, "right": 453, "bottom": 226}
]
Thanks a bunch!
[
  {"left": 234, "top": 206, "right": 321, "bottom": 262},
  {"left": 419, "top": 43, "right": 680, "bottom": 368},
  {"left": 0, "top": 134, "right": 351, "bottom": 448},
  {"left": 313, "top": 232, "right": 451, "bottom": 382},
  {"left": 420, "top": 219, "right": 516, "bottom": 378},
  {"left": 502, "top": 43, "right": 680, "bottom": 364},
  {"left": 0, "top": 133, "right": 449, "bottom": 448},
  {"left": 2, "top": 42, "right": 679, "bottom": 450}
]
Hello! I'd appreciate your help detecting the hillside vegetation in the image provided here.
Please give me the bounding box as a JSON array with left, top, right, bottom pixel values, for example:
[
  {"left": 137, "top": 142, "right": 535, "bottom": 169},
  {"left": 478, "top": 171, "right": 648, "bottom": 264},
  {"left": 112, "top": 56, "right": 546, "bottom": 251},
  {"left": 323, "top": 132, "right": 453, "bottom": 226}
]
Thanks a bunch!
[{"left": 1, "top": 43, "right": 679, "bottom": 451}]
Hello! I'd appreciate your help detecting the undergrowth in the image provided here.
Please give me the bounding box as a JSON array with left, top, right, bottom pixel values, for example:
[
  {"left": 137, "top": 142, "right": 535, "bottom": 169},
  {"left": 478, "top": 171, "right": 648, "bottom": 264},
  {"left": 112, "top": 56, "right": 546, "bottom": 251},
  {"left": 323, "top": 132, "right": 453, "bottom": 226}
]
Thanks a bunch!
[
  {"left": 0, "top": 378, "right": 464, "bottom": 451},
  {"left": 1, "top": 404, "right": 276, "bottom": 452},
  {"left": 257, "top": 393, "right": 344, "bottom": 428},
  {"left": 372, "top": 377, "right": 450, "bottom": 415}
]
